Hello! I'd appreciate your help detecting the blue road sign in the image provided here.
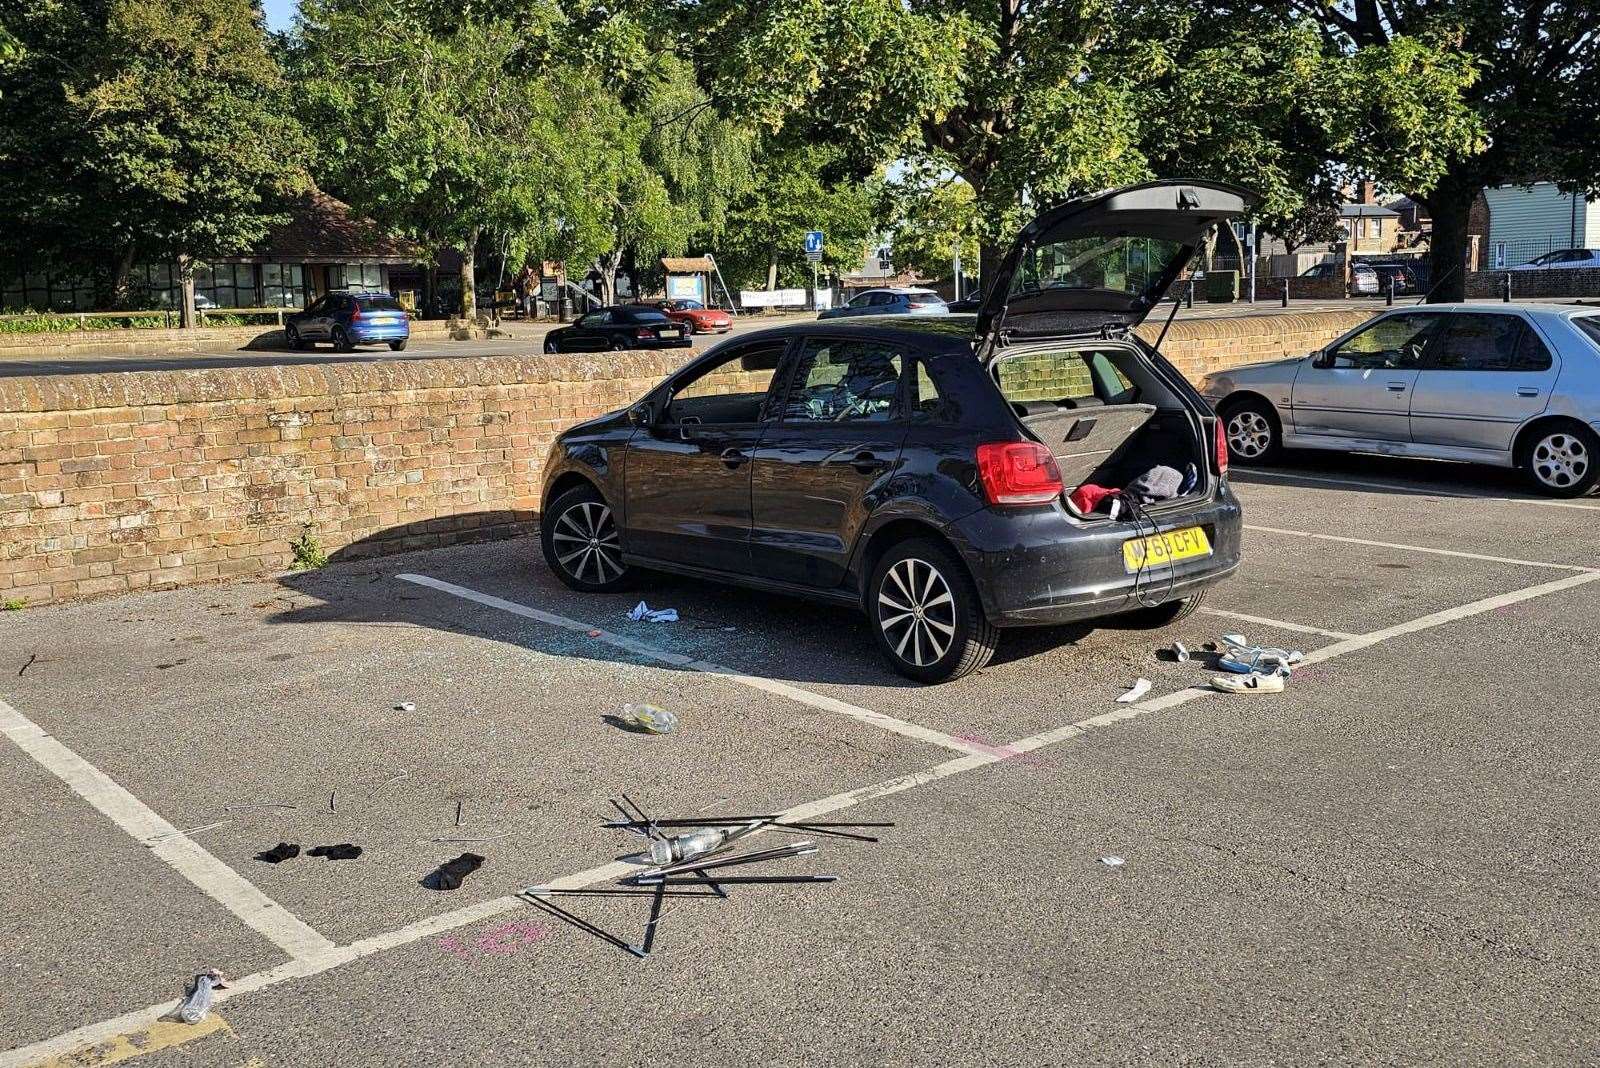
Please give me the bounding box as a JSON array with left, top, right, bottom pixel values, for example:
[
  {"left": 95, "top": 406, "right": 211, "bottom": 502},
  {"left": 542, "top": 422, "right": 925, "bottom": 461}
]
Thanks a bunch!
[{"left": 803, "top": 231, "right": 824, "bottom": 254}]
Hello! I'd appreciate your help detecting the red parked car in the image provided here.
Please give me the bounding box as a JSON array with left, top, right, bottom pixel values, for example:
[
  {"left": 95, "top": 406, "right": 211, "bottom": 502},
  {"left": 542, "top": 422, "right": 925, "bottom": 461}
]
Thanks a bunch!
[{"left": 653, "top": 299, "right": 733, "bottom": 335}]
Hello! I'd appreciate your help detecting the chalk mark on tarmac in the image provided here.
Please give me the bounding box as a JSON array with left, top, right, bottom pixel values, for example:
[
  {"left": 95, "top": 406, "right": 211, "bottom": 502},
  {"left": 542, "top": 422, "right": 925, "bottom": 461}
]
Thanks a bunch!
[{"left": 9, "top": 565, "right": 1600, "bottom": 1067}]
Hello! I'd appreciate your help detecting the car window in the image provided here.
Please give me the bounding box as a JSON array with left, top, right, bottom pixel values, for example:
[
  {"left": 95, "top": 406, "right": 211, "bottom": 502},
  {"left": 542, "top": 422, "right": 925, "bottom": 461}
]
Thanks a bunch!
[
  {"left": 869, "top": 293, "right": 898, "bottom": 306},
  {"left": 1328, "top": 313, "right": 1441, "bottom": 370},
  {"left": 908, "top": 359, "right": 950, "bottom": 421},
  {"left": 627, "top": 309, "right": 671, "bottom": 323},
  {"left": 666, "top": 343, "right": 787, "bottom": 425},
  {"left": 781, "top": 339, "right": 905, "bottom": 422},
  {"left": 1430, "top": 314, "right": 1522, "bottom": 371},
  {"left": 361, "top": 296, "right": 403, "bottom": 311},
  {"left": 846, "top": 294, "right": 873, "bottom": 308},
  {"left": 993, "top": 350, "right": 1099, "bottom": 404},
  {"left": 680, "top": 300, "right": 704, "bottom": 310},
  {"left": 578, "top": 311, "right": 611, "bottom": 327},
  {"left": 1574, "top": 316, "right": 1600, "bottom": 349},
  {"left": 307, "top": 297, "right": 327, "bottom": 313},
  {"left": 1515, "top": 325, "right": 1554, "bottom": 371}
]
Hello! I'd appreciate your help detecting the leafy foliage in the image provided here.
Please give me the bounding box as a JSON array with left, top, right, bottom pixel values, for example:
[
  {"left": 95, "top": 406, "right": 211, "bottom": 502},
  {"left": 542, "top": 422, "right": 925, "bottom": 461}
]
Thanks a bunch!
[
  {"left": 882, "top": 174, "right": 980, "bottom": 281},
  {"left": 0, "top": 0, "right": 304, "bottom": 297}
]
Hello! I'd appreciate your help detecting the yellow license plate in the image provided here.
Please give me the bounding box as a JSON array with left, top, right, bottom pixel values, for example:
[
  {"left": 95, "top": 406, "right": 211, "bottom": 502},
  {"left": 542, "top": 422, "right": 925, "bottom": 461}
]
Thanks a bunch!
[{"left": 1123, "top": 526, "right": 1212, "bottom": 573}]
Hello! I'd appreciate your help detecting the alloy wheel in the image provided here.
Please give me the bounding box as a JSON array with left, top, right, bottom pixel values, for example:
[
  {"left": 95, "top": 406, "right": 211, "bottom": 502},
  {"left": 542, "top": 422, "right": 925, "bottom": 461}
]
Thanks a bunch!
[
  {"left": 1531, "top": 432, "right": 1591, "bottom": 490},
  {"left": 877, "top": 557, "right": 956, "bottom": 668},
  {"left": 550, "top": 501, "right": 622, "bottom": 583},
  {"left": 1226, "top": 409, "right": 1273, "bottom": 460}
]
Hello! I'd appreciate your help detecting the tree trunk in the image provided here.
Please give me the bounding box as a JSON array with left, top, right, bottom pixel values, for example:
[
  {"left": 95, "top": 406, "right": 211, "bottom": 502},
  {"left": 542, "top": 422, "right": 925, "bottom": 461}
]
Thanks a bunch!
[
  {"left": 1420, "top": 176, "right": 1475, "bottom": 303},
  {"left": 108, "top": 244, "right": 136, "bottom": 309},
  {"left": 977, "top": 240, "right": 1005, "bottom": 301},
  {"left": 422, "top": 262, "right": 438, "bottom": 319},
  {"left": 765, "top": 246, "right": 779, "bottom": 291},
  {"left": 459, "top": 226, "right": 480, "bottom": 318},
  {"left": 177, "top": 254, "right": 196, "bottom": 330},
  {"left": 594, "top": 253, "right": 618, "bottom": 306}
]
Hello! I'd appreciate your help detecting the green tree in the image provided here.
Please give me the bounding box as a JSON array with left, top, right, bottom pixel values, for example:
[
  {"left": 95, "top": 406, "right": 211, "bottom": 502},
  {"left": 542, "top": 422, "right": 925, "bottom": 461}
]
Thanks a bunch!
[
  {"left": 716, "top": 145, "right": 880, "bottom": 293},
  {"left": 684, "top": 0, "right": 1481, "bottom": 287},
  {"left": 0, "top": 0, "right": 303, "bottom": 311},
  {"left": 1277, "top": 0, "right": 1600, "bottom": 301},
  {"left": 292, "top": 0, "right": 625, "bottom": 317},
  {"left": 882, "top": 173, "right": 980, "bottom": 285}
]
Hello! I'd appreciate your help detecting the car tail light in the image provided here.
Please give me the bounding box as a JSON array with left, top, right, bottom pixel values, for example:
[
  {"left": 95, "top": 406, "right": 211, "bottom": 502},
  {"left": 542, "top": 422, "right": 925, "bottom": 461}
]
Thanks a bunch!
[
  {"left": 1214, "top": 417, "right": 1229, "bottom": 477},
  {"left": 635, "top": 327, "right": 653, "bottom": 339},
  {"left": 350, "top": 302, "right": 363, "bottom": 321},
  {"left": 976, "top": 442, "right": 1063, "bottom": 506},
  {"left": 908, "top": 301, "right": 932, "bottom": 309}
]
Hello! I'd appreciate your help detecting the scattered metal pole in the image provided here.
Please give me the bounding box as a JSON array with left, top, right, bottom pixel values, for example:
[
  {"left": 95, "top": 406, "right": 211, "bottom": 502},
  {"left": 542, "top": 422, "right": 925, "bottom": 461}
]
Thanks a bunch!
[
  {"left": 1281, "top": 278, "right": 1289, "bottom": 307},
  {"left": 1185, "top": 279, "right": 1195, "bottom": 308},
  {"left": 1386, "top": 275, "right": 1395, "bottom": 306},
  {"left": 1503, "top": 273, "right": 1512, "bottom": 302}
]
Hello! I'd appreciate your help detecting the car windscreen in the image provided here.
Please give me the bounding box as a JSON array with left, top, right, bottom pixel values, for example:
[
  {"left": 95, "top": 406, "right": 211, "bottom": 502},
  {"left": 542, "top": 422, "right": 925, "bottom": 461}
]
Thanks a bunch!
[
  {"left": 359, "top": 296, "right": 403, "bottom": 311},
  {"left": 1010, "top": 235, "right": 1185, "bottom": 306}
]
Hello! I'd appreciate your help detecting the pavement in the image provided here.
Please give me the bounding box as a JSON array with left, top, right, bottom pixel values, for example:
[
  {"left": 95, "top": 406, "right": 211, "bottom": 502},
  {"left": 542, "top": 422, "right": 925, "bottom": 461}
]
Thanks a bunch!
[{"left": 2, "top": 452, "right": 1599, "bottom": 1065}]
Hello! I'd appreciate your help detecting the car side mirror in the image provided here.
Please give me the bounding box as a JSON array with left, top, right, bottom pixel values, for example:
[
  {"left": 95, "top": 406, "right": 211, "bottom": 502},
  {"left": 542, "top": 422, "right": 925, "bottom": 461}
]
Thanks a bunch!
[
  {"left": 628, "top": 403, "right": 654, "bottom": 428},
  {"left": 1311, "top": 348, "right": 1334, "bottom": 369}
]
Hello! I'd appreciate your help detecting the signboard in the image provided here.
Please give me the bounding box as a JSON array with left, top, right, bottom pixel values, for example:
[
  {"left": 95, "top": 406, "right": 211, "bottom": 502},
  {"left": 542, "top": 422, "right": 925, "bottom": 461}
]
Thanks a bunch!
[
  {"left": 739, "top": 288, "right": 808, "bottom": 308},
  {"left": 803, "top": 230, "right": 824, "bottom": 254},
  {"left": 805, "top": 251, "right": 823, "bottom": 263},
  {"left": 666, "top": 274, "right": 705, "bottom": 300}
]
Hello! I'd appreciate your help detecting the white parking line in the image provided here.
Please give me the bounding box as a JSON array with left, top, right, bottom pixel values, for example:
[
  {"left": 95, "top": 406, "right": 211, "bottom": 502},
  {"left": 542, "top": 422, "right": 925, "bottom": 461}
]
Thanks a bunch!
[
  {"left": 1234, "top": 468, "right": 1600, "bottom": 512},
  {"left": 1198, "top": 608, "right": 1357, "bottom": 641},
  {"left": 396, "top": 573, "right": 996, "bottom": 759},
  {"left": 12, "top": 565, "right": 1600, "bottom": 1068},
  {"left": 1244, "top": 524, "right": 1597, "bottom": 573},
  {"left": 0, "top": 698, "right": 335, "bottom": 963}
]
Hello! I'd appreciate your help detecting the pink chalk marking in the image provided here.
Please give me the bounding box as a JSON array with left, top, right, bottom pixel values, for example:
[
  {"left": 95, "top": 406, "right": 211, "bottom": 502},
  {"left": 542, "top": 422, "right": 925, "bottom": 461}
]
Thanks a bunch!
[{"left": 442, "top": 920, "right": 552, "bottom": 960}]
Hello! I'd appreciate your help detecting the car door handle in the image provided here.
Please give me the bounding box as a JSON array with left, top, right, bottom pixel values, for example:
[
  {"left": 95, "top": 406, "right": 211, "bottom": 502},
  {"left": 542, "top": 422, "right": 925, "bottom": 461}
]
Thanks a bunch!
[
  {"left": 1517, "top": 387, "right": 1541, "bottom": 397},
  {"left": 719, "top": 447, "right": 749, "bottom": 469},
  {"left": 847, "top": 451, "right": 889, "bottom": 474},
  {"left": 1386, "top": 382, "right": 1408, "bottom": 392}
]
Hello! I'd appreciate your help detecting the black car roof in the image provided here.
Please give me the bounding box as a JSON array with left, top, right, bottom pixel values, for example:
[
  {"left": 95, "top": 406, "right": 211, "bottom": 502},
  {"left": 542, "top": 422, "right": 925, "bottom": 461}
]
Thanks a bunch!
[{"left": 717, "top": 315, "right": 978, "bottom": 354}]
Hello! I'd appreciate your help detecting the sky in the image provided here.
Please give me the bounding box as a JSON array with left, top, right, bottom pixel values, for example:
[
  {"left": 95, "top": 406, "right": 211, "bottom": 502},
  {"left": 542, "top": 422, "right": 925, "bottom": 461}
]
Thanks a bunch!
[{"left": 262, "top": 0, "right": 297, "bottom": 31}]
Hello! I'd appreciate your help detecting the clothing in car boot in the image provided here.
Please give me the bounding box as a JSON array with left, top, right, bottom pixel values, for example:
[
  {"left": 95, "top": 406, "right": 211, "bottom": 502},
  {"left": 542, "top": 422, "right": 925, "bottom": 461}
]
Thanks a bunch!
[{"left": 1129, "top": 465, "right": 1183, "bottom": 503}]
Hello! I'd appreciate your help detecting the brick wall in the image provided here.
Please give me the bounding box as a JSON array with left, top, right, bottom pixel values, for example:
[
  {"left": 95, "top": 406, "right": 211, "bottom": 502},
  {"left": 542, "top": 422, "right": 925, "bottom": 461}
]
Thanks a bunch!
[
  {"left": 1463, "top": 268, "right": 1600, "bottom": 299},
  {"left": 0, "top": 320, "right": 453, "bottom": 360},
  {"left": 1265, "top": 276, "right": 1348, "bottom": 300},
  {"left": 0, "top": 310, "right": 1376, "bottom": 604}
]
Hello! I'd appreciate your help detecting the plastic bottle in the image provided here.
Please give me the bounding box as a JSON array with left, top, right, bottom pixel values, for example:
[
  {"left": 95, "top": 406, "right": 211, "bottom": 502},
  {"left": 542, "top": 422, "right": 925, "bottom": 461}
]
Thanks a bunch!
[
  {"left": 620, "top": 703, "right": 678, "bottom": 735},
  {"left": 179, "top": 971, "right": 224, "bottom": 1024},
  {"left": 644, "top": 827, "right": 731, "bottom": 866}
]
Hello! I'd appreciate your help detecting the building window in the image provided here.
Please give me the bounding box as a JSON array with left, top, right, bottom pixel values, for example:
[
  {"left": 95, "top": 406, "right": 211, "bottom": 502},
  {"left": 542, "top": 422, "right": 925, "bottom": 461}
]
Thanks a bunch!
[
  {"left": 1, "top": 272, "right": 94, "bottom": 312},
  {"left": 195, "top": 262, "right": 258, "bottom": 308},
  {"left": 131, "top": 263, "right": 178, "bottom": 309},
  {"left": 336, "top": 263, "right": 383, "bottom": 291},
  {"left": 262, "top": 264, "right": 306, "bottom": 308}
]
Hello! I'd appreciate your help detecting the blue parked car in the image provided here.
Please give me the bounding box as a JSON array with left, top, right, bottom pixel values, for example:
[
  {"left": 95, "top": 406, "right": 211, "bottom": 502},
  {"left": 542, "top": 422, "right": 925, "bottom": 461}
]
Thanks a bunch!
[
  {"left": 284, "top": 291, "right": 411, "bottom": 352},
  {"left": 819, "top": 286, "right": 949, "bottom": 319}
]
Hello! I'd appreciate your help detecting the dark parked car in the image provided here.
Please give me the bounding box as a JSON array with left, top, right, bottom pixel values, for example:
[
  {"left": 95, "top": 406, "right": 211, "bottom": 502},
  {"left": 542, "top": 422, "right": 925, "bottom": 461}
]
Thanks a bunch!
[
  {"left": 543, "top": 306, "right": 693, "bottom": 353},
  {"left": 539, "top": 181, "right": 1254, "bottom": 681},
  {"left": 285, "top": 291, "right": 410, "bottom": 352}
]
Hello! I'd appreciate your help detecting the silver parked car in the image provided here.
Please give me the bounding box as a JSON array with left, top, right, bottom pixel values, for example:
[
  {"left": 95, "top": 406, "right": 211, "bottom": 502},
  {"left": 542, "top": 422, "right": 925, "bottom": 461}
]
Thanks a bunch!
[
  {"left": 1508, "top": 249, "right": 1600, "bottom": 271},
  {"left": 1199, "top": 303, "right": 1600, "bottom": 497}
]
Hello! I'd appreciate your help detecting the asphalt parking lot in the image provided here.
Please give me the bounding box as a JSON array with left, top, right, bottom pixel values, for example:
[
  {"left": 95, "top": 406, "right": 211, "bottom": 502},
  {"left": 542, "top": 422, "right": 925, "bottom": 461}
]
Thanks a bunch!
[{"left": 3, "top": 454, "right": 1599, "bottom": 1066}]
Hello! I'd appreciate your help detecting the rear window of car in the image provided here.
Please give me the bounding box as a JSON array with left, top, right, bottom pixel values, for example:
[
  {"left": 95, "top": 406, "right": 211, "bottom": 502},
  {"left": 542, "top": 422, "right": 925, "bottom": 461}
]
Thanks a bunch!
[
  {"left": 359, "top": 296, "right": 403, "bottom": 311},
  {"left": 908, "top": 291, "right": 944, "bottom": 303},
  {"left": 1574, "top": 316, "right": 1600, "bottom": 348},
  {"left": 622, "top": 308, "right": 671, "bottom": 322},
  {"left": 993, "top": 349, "right": 1132, "bottom": 404}
]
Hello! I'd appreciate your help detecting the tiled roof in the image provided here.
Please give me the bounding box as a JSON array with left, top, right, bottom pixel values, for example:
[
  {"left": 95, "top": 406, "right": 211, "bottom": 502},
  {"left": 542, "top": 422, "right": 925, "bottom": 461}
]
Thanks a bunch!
[
  {"left": 660, "top": 256, "right": 716, "bottom": 273},
  {"left": 249, "top": 190, "right": 421, "bottom": 263}
]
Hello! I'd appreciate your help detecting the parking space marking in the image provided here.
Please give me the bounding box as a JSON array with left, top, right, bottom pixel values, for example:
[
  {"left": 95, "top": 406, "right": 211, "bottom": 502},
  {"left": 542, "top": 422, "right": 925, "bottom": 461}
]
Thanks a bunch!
[
  {"left": 14, "top": 562, "right": 1600, "bottom": 1067},
  {"left": 28, "top": 1014, "right": 231, "bottom": 1068},
  {"left": 0, "top": 697, "right": 335, "bottom": 963},
  {"left": 397, "top": 573, "right": 999, "bottom": 758},
  {"left": 1244, "top": 524, "right": 1597, "bottom": 573},
  {"left": 1198, "top": 608, "right": 1357, "bottom": 641},
  {"left": 1234, "top": 468, "right": 1600, "bottom": 512}
]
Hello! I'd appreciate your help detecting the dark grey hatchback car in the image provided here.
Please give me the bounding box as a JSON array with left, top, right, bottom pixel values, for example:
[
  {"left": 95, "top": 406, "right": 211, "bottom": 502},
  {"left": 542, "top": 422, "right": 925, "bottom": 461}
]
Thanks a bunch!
[{"left": 540, "top": 181, "right": 1254, "bottom": 681}]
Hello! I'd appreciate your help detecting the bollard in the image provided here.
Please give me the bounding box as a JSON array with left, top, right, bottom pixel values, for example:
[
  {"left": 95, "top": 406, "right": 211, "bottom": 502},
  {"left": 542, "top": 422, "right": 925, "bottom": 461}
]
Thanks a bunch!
[
  {"left": 1386, "top": 275, "right": 1395, "bottom": 306},
  {"left": 1502, "top": 273, "right": 1512, "bottom": 302},
  {"left": 1281, "top": 278, "right": 1289, "bottom": 307},
  {"left": 1185, "top": 279, "right": 1194, "bottom": 308}
]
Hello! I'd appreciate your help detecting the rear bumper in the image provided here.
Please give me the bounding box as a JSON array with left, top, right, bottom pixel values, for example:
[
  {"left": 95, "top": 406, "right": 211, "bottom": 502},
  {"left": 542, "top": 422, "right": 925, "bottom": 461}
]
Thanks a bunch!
[
  {"left": 350, "top": 322, "right": 410, "bottom": 341},
  {"left": 634, "top": 337, "right": 693, "bottom": 348},
  {"left": 944, "top": 488, "right": 1244, "bottom": 627}
]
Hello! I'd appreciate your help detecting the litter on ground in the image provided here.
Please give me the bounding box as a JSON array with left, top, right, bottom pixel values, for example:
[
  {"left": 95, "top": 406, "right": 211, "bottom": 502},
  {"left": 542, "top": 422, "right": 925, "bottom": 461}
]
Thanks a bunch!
[
  {"left": 1117, "top": 678, "right": 1153, "bottom": 703},
  {"left": 1211, "top": 673, "right": 1286, "bottom": 694},
  {"left": 177, "top": 970, "right": 226, "bottom": 1024},
  {"left": 618, "top": 702, "right": 678, "bottom": 735},
  {"left": 1100, "top": 855, "right": 1126, "bottom": 867},
  {"left": 627, "top": 601, "right": 678, "bottom": 623}
]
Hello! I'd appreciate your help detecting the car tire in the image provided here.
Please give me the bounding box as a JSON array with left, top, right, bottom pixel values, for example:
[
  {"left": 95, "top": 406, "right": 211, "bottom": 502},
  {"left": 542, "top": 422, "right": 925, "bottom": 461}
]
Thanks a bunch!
[
  {"left": 868, "top": 538, "right": 997, "bottom": 683},
  {"left": 333, "top": 327, "right": 355, "bottom": 353},
  {"left": 543, "top": 340, "right": 559, "bottom": 354},
  {"left": 1522, "top": 421, "right": 1600, "bottom": 498},
  {"left": 541, "top": 484, "right": 631, "bottom": 592},
  {"left": 285, "top": 325, "right": 307, "bottom": 351},
  {"left": 389, "top": 339, "right": 407, "bottom": 352},
  {"left": 1221, "top": 397, "right": 1282, "bottom": 465},
  {"left": 610, "top": 337, "right": 629, "bottom": 351},
  {"left": 1114, "top": 587, "right": 1206, "bottom": 628}
]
